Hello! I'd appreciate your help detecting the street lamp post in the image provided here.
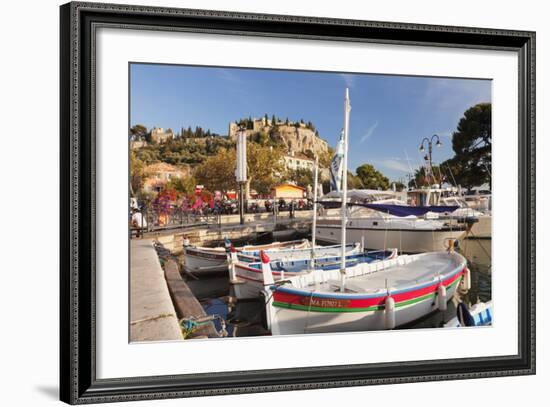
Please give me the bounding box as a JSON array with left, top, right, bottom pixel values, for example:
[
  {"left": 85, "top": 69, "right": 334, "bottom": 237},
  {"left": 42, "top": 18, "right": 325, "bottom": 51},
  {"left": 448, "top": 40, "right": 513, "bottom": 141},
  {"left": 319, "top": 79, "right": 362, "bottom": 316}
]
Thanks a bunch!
[
  {"left": 419, "top": 134, "right": 442, "bottom": 185},
  {"left": 235, "top": 124, "right": 247, "bottom": 225}
]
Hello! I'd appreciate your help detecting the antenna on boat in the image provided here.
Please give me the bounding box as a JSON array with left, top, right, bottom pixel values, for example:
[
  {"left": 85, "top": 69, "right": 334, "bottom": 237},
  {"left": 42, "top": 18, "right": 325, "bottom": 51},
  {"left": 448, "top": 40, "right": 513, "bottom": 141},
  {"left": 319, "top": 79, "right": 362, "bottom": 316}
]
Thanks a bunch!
[
  {"left": 310, "top": 156, "right": 319, "bottom": 271},
  {"left": 340, "top": 88, "right": 351, "bottom": 292}
]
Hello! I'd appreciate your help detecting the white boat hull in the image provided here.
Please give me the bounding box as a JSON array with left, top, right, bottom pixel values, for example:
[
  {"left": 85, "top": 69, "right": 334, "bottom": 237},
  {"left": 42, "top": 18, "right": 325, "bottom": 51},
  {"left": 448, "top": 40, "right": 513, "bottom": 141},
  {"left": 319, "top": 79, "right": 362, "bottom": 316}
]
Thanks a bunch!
[
  {"left": 184, "top": 240, "right": 310, "bottom": 274},
  {"left": 183, "top": 248, "right": 228, "bottom": 273},
  {"left": 270, "top": 281, "right": 461, "bottom": 334},
  {"left": 264, "top": 251, "right": 467, "bottom": 335},
  {"left": 465, "top": 215, "right": 491, "bottom": 239},
  {"left": 316, "top": 224, "right": 466, "bottom": 253}
]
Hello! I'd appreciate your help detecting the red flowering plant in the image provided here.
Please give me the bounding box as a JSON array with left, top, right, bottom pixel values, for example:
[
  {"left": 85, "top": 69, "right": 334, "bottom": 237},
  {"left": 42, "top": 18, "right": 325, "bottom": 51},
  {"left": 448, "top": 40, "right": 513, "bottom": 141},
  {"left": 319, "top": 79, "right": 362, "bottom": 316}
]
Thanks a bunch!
[{"left": 152, "top": 188, "right": 178, "bottom": 216}]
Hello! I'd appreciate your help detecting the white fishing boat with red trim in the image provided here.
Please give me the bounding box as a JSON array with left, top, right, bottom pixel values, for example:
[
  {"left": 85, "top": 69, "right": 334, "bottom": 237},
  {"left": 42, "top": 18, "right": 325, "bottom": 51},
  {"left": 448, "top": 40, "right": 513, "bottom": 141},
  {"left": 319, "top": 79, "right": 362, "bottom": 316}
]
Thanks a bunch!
[
  {"left": 260, "top": 249, "right": 470, "bottom": 334},
  {"left": 183, "top": 239, "right": 309, "bottom": 274}
]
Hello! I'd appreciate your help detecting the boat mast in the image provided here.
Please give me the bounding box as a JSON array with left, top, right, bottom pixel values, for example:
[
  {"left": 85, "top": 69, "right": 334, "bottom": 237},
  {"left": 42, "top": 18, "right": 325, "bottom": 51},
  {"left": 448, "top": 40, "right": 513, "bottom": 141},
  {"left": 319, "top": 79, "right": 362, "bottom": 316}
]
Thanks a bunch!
[
  {"left": 340, "top": 88, "right": 351, "bottom": 292},
  {"left": 310, "top": 156, "right": 319, "bottom": 271}
]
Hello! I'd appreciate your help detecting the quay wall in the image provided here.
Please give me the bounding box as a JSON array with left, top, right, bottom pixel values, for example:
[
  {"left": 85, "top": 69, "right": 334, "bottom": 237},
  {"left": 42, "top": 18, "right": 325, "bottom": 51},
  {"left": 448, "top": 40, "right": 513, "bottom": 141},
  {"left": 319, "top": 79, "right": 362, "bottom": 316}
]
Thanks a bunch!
[
  {"left": 130, "top": 239, "right": 183, "bottom": 342},
  {"left": 150, "top": 217, "right": 312, "bottom": 254}
]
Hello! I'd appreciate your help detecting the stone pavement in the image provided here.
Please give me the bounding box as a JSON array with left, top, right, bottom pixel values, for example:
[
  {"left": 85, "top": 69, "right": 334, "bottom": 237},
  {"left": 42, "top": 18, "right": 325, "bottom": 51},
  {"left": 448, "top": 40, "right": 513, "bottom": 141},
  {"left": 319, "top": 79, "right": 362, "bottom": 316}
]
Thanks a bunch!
[{"left": 130, "top": 239, "right": 183, "bottom": 342}]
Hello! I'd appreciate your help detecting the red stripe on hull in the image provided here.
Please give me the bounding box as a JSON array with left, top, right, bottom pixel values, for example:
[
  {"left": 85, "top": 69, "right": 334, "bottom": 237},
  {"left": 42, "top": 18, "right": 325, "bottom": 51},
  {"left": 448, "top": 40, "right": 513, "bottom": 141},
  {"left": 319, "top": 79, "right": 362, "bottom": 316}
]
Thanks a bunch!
[{"left": 273, "top": 270, "right": 464, "bottom": 309}]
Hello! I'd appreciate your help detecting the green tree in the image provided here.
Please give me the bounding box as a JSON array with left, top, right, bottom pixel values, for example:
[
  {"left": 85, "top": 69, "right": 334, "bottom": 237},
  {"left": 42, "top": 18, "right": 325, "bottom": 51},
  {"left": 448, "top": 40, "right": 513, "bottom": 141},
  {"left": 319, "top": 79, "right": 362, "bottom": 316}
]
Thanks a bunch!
[
  {"left": 393, "top": 181, "right": 406, "bottom": 192},
  {"left": 410, "top": 165, "right": 445, "bottom": 188},
  {"left": 130, "top": 124, "right": 148, "bottom": 141},
  {"left": 355, "top": 164, "right": 390, "bottom": 190},
  {"left": 346, "top": 171, "right": 364, "bottom": 189},
  {"left": 129, "top": 151, "right": 148, "bottom": 195},
  {"left": 246, "top": 144, "right": 285, "bottom": 194},
  {"left": 442, "top": 103, "right": 492, "bottom": 189},
  {"left": 255, "top": 131, "right": 269, "bottom": 145},
  {"left": 195, "top": 148, "right": 237, "bottom": 194},
  {"left": 286, "top": 168, "right": 314, "bottom": 189},
  {"left": 166, "top": 175, "right": 197, "bottom": 196},
  {"left": 319, "top": 147, "right": 334, "bottom": 168}
]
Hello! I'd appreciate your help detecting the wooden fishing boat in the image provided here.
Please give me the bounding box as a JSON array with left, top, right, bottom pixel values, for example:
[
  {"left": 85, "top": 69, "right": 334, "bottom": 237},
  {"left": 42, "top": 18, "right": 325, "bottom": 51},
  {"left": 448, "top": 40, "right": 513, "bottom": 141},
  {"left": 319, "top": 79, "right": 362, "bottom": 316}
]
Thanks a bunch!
[
  {"left": 232, "top": 246, "right": 397, "bottom": 299},
  {"left": 183, "top": 239, "right": 309, "bottom": 274},
  {"left": 234, "top": 242, "right": 360, "bottom": 263},
  {"left": 261, "top": 249, "right": 470, "bottom": 334}
]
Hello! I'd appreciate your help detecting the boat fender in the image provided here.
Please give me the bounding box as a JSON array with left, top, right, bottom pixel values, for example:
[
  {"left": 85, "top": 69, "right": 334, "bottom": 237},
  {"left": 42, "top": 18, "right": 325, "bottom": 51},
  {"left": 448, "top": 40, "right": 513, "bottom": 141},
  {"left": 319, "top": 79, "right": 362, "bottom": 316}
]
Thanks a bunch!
[
  {"left": 453, "top": 239, "right": 460, "bottom": 251},
  {"left": 446, "top": 239, "right": 454, "bottom": 253},
  {"left": 456, "top": 302, "right": 475, "bottom": 327},
  {"left": 385, "top": 296, "right": 396, "bottom": 330},
  {"left": 228, "top": 245, "right": 243, "bottom": 284},
  {"left": 437, "top": 284, "right": 447, "bottom": 311},
  {"left": 463, "top": 268, "right": 471, "bottom": 290}
]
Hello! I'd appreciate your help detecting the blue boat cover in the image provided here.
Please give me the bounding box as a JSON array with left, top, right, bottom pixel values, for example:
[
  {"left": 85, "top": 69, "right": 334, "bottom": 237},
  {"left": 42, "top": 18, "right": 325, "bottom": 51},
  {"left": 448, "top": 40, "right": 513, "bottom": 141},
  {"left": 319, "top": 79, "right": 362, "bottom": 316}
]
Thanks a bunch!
[{"left": 358, "top": 203, "right": 459, "bottom": 217}]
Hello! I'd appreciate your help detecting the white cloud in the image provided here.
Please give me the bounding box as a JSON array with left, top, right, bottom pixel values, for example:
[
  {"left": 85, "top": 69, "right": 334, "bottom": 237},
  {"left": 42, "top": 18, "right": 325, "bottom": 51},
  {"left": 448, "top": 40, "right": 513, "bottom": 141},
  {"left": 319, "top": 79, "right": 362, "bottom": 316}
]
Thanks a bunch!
[
  {"left": 360, "top": 121, "right": 379, "bottom": 144},
  {"left": 377, "top": 159, "right": 410, "bottom": 173}
]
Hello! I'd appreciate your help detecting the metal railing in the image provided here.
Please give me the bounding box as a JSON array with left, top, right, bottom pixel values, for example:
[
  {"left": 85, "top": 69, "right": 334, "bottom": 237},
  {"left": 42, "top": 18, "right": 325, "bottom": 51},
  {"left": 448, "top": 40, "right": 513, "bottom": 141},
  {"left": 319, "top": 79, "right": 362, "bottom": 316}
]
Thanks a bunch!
[{"left": 130, "top": 200, "right": 314, "bottom": 235}]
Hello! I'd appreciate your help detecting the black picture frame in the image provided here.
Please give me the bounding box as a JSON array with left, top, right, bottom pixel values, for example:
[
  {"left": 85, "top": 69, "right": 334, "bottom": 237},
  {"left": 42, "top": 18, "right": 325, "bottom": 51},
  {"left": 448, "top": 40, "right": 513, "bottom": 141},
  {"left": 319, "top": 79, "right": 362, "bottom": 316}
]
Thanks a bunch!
[{"left": 60, "top": 2, "right": 536, "bottom": 404}]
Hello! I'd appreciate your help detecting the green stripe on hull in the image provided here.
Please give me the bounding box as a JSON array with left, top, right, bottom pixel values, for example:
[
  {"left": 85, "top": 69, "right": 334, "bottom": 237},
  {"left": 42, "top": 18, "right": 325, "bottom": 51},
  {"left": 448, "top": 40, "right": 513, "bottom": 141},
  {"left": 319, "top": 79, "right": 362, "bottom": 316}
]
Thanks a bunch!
[{"left": 273, "top": 279, "right": 461, "bottom": 313}]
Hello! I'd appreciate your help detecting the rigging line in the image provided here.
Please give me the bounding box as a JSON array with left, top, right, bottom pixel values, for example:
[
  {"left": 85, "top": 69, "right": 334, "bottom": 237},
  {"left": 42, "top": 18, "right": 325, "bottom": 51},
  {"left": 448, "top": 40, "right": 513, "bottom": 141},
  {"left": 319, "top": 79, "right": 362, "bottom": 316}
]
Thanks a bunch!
[
  {"left": 403, "top": 149, "right": 418, "bottom": 189},
  {"left": 442, "top": 165, "right": 456, "bottom": 189},
  {"left": 415, "top": 148, "right": 430, "bottom": 186},
  {"left": 446, "top": 163, "right": 458, "bottom": 189},
  {"left": 435, "top": 165, "right": 446, "bottom": 186}
]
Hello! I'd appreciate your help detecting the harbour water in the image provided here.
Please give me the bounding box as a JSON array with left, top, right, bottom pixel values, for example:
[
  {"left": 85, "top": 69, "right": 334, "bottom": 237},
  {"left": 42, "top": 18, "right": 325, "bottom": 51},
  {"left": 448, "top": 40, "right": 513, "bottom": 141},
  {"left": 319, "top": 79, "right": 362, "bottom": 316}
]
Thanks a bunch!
[{"left": 181, "top": 234, "right": 492, "bottom": 337}]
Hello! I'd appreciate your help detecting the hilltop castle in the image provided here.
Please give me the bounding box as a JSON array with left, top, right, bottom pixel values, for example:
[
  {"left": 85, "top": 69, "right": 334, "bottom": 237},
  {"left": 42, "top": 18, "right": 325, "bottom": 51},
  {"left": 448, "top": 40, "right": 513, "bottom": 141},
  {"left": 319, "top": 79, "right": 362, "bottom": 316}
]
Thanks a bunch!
[{"left": 228, "top": 117, "right": 329, "bottom": 158}]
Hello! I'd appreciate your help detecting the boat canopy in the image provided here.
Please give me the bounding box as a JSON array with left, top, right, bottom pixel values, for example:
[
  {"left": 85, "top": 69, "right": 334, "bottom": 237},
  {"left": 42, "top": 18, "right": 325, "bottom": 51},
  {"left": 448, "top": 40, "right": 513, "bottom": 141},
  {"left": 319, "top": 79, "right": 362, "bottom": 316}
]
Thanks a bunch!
[
  {"left": 317, "top": 200, "right": 459, "bottom": 216},
  {"left": 358, "top": 203, "right": 459, "bottom": 217},
  {"left": 323, "top": 189, "right": 404, "bottom": 202}
]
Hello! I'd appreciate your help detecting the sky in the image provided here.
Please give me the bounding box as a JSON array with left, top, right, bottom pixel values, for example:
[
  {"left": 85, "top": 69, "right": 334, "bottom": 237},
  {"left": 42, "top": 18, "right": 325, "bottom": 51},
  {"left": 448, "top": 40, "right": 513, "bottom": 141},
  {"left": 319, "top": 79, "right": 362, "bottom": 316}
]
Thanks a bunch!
[{"left": 130, "top": 63, "right": 491, "bottom": 181}]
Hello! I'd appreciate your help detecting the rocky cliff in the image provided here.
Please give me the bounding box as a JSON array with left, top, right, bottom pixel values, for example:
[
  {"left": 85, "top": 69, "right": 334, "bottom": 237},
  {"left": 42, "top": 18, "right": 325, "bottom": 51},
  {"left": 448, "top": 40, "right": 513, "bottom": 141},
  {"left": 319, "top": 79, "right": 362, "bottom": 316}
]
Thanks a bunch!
[{"left": 229, "top": 119, "right": 329, "bottom": 158}]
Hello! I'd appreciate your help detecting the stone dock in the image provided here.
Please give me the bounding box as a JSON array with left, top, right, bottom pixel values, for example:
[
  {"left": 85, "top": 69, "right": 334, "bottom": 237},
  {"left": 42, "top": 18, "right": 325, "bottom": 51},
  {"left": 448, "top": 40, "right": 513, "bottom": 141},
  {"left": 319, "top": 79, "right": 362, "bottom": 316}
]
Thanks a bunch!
[
  {"left": 130, "top": 238, "right": 220, "bottom": 341},
  {"left": 130, "top": 239, "right": 183, "bottom": 341}
]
